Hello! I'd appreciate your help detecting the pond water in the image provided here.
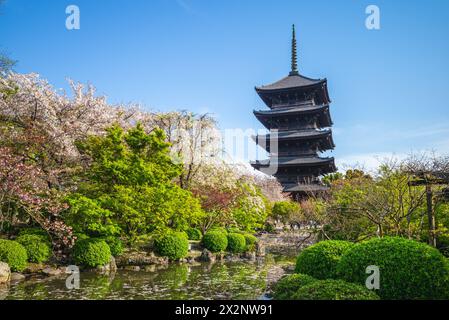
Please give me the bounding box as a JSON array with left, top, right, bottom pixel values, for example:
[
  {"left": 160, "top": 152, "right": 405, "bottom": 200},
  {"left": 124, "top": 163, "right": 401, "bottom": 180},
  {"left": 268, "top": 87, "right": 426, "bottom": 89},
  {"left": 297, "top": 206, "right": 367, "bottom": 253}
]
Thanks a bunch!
[{"left": 1, "top": 254, "right": 295, "bottom": 300}]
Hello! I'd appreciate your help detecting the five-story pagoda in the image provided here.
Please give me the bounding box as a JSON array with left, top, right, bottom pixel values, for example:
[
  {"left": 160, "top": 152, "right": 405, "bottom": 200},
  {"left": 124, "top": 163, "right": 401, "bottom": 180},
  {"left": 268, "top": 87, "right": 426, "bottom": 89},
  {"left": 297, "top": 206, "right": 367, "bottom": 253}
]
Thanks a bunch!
[{"left": 251, "top": 25, "right": 336, "bottom": 199}]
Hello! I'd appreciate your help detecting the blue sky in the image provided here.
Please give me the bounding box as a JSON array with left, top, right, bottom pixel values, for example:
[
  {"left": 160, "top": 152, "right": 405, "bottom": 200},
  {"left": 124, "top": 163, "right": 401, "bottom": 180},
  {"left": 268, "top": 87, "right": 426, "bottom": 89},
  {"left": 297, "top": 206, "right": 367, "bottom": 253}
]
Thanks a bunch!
[{"left": 1, "top": 0, "right": 449, "bottom": 170}]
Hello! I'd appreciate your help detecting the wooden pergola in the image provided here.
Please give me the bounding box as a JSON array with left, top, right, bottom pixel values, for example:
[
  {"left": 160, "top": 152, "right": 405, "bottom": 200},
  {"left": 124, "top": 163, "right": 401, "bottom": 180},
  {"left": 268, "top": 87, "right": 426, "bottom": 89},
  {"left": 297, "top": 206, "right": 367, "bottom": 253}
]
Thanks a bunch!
[{"left": 408, "top": 171, "right": 449, "bottom": 247}]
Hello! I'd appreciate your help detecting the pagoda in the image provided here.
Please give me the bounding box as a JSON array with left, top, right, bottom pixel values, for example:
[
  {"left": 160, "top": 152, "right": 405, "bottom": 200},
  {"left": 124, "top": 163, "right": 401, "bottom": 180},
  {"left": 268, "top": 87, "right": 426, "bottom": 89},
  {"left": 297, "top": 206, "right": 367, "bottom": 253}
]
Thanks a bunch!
[{"left": 250, "top": 25, "right": 336, "bottom": 199}]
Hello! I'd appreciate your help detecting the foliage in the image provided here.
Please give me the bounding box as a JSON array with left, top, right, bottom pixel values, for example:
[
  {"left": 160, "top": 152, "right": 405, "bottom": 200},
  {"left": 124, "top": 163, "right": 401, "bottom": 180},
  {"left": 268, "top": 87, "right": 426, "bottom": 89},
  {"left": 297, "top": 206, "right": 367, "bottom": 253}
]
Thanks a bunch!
[
  {"left": 16, "top": 234, "right": 52, "bottom": 263},
  {"left": 243, "top": 234, "right": 258, "bottom": 252},
  {"left": 18, "top": 227, "right": 50, "bottom": 241},
  {"left": 227, "top": 233, "right": 246, "bottom": 253},
  {"left": 202, "top": 230, "right": 228, "bottom": 252},
  {"left": 0, "top": 239, "right": 28, "bottom": 271},
  {"left": 337, "top": 237, "right": 449, "bottom": 299},
  {"left": 272, "top": 273, "right": 317, "bottom": 300},
  {"left": 101, "top": 236, "right": 124, "bottom": 256},
  {"left": 154, "top": 232, "right": 189, "bottom": 260},
  {"left": 271, "top": 201, "right": 300, "bottom": 221},
  {"left": 292, "top": 279, "right": 380, "bottom": 300},
  {"left": 295, "top": 240, "right": 353, "bottom": 280},
  {"left": 72, "top": 238, "right": 111, "bottom": 268},
  {"left": 66, "top": 124, "right": 204, "bottom": 243},
  {"left": 186, "top": 227, "right": 202, "bottom": 241}
]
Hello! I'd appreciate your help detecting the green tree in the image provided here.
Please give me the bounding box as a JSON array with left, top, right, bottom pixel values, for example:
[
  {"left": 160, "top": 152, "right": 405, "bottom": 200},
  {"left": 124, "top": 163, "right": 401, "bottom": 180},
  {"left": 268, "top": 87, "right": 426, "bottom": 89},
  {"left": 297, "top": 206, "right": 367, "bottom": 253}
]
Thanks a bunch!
[{"left": 65, "top": 124, "right": 204, "bottom": 243}]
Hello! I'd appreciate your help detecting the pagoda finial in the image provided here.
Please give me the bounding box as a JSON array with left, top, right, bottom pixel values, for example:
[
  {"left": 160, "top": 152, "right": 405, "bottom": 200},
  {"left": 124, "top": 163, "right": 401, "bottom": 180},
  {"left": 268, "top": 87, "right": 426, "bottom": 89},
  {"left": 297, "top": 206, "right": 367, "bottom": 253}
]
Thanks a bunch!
[{"left": 290, "top": 24, "right": 299, "bottom": 76}]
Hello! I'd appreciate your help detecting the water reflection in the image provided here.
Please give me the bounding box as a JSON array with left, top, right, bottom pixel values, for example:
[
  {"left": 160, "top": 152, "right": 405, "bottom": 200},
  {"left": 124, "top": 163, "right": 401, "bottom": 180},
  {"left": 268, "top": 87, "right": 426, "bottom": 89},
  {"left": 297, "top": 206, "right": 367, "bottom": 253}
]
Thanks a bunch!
[{"left": 3, "top": 255, "right": 295, "bottom": 300}]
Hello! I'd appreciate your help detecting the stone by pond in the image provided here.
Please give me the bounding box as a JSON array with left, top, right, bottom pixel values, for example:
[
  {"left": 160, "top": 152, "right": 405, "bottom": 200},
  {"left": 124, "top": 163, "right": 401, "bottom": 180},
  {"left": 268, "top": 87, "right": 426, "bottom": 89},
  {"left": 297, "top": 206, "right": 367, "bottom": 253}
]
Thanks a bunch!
[{"left": 0, "top": 254, "right": 295, "bottom": 300}]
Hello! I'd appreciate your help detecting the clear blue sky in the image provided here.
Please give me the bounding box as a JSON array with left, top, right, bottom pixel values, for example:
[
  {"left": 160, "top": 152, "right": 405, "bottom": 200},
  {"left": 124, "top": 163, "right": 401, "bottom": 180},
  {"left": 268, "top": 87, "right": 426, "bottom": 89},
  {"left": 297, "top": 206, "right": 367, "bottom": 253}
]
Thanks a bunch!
[{"left": 1, "top": 0, "right": 449, "bottom": 170}]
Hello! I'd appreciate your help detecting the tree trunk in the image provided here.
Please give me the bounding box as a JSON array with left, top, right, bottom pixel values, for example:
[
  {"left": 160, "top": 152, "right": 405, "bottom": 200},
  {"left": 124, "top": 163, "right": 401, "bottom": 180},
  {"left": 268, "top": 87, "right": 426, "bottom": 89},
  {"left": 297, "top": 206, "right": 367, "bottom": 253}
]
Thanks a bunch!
[{"left": 426, "top": 184, "right": 437, "bottom": 247}]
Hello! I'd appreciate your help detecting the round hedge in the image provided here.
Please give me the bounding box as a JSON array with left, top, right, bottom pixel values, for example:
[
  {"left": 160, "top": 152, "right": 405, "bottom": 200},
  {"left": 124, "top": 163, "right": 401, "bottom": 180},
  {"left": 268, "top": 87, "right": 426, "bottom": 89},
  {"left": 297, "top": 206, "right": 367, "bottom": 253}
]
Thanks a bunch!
[
  {"left": 295, "top": 240, "right": 353, "bottom": 280},
  {"left": 18, "top": 227, "right": 50, "bottom": 240},
  {"left": 203, "top": 231, "right": 228, "bottom": 252},
  {"left": 186, "top": 228, "right": 202, "bottom": 241},
  {"left": 337, "top": 237, "right": 449, "bottom": 300},
  {"left": 243, "top": 234, "right": 258, "bottom": 252},
  {"left": 154, "top": 232, "right": 189, "bottom": 260},
  {"left": 0, "top": 239, "right": 28, "bottom": 272},
  {"left": 16, "top": 234, "right": 52, "bottom": 263},
  {"left": 72, "top": 238, "right": 111, "bottom": 268},
  {"left": 227, "top": 233, "right": 246, "bottom": 253},
  {"left": 293, "top": 279, "right": 380, "bottom": 300},
  {"left": 272, "top": 273, "right": 317, "bottom": 300},
  {"left": 101, "top": 236, "right": 124, "bottom": 257}
]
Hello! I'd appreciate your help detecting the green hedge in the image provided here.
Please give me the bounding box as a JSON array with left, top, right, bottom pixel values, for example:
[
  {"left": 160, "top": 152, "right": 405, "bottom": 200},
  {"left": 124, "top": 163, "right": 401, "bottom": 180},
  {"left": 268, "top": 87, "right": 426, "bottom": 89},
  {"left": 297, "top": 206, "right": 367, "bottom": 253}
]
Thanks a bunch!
[
  {"left": 295, "top": 240, "right": 353, "bottom": 279},
  {"left": 101, "top": 236, "right": 124, "bottom": 256},
  {"left": 0, "top": 239, "right": 28, "bottom": 272},
  {"left": 203, "top": 231, "right": 228, "bottom": 252},
  {"left": 72, "top": 238, "right": 111, "bottom": 268},
  {"left": 227, "top": 233, "right": 246, "bottom": 253},
  {"left": 243, "top": 234, "right": 258, "bottom": 252},
  {"left": 293, "top": 279, "right": 380, "bottom": 300},
  {"left": 154, "top": 232, "right": 189, "bottom": 260},
  {"left": 272, "top": 273, "right": 317, "bottom": 300},
  {"left": 337, "top": 237, "right": 449, "bottom": 300},
  {"left": 186, "top": 228, "right": 202, "bottom": 241},
  {"left": 16, "top": 234, "right": 52, "bottom": 263}
]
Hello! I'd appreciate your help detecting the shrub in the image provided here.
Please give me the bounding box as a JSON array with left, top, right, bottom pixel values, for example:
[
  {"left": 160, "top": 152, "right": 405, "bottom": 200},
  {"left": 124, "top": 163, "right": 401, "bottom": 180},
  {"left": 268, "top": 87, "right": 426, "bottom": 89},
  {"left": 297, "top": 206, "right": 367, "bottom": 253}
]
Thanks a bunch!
[
  {"left": 16, "top": 234, "right": 52, "bottom": 263},
  {"left": 243, "top": 234, "right": 258, "bottom": 252},
  {"left": 272, "top": 273, "right": 317, "bottom": 300},
  {"left": 72, "top": 238, "right": 111, "bottom": 268},
  {"left": 227, "top": 233, "right": 246, "bottom": 253},
  {"left": 203, "top": 231, "right": 228, "bottom": 252},
  {"left": 102, "top": 236, "right": 124, "bottom": 256},
  {"left": 18, "top": 227, "right": 50, "bottom": 242},
  {"left": 0, "top": 239, "right": 28, "bottom": 272},
  {"left": 295, "top": 240, "right": 353, "bottom": 280},
  {"left": 264, "top": 223, "right": 275, "bottom": 233},
  {"left": 154, "top": 232, "right": 189, "bottom": 260},
  {"left": 293, "top": 279, "right": 379, "bottom": 300},
  {"left": 337, "top": 237, "right": 449, "bottom": 300},
  {"left": 186, "top": 228, "right": 202, "bottom": 241}
]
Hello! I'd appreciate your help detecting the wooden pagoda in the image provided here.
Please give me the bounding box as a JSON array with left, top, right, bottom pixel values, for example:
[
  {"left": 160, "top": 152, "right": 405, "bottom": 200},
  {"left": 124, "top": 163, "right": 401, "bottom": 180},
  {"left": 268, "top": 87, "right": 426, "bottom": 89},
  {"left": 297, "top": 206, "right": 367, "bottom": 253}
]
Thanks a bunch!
[{"left": 250, "top": 25, "right": 336, "bottom": 199}]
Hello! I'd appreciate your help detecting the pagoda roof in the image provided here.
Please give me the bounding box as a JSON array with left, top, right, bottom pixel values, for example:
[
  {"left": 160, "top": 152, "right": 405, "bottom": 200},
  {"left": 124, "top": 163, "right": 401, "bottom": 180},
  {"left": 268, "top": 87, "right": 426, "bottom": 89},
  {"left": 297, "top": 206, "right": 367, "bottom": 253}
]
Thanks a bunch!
[
  {"left": 255, "top": 73, "right": 325, "bottom": 92},
  {"left": 283, "top": 183, "right": 329, "bottom": 193},
  {"left": 251, "top": 156, "right": 335, "bottom": 168},
  {"left": 253, "top": 129, "right": 332, "bottom": 142},
  {"left": 254, "top": 104, "right": 329, "bottom": 117}
]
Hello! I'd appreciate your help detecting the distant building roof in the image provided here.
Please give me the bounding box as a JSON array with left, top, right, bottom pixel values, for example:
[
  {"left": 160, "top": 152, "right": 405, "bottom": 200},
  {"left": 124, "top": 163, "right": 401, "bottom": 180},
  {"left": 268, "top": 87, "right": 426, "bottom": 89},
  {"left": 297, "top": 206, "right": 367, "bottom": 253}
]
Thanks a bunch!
[{"left": 251, "top": 156, "right": 335, "bottom": 167}]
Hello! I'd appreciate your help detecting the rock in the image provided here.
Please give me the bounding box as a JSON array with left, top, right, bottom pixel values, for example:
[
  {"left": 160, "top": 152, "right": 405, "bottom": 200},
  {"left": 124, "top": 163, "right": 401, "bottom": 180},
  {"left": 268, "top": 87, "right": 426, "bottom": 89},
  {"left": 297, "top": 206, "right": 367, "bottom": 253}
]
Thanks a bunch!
[
  {"left": 10, "top": 272, "right": 26, "bottom": 281},
  {"left": 124, "top": 265, "right": 140, "bottom": 272},
  {"left": 243, "top": 251, "right": 256, "bottom": 261},
  {"left": 42, "top": 267, "right": 62, "bottom": 276},
  {"left": 0, "top": 262, "right": 11, "bottom": 284},
  {"left": 199, "top": 249, "right": 215, "bottom": 263},
  {"left": 255, "top": 241, "right": 266, "bottom": 257},
  {"left": 96, "top": 256, "right": 117, "bottom": 274},
  {"left": 24, "top": 263, "right": 45, "bottom": 274},
  {"left": 144, "top": 265, "right": 156, "bottom": 272}
]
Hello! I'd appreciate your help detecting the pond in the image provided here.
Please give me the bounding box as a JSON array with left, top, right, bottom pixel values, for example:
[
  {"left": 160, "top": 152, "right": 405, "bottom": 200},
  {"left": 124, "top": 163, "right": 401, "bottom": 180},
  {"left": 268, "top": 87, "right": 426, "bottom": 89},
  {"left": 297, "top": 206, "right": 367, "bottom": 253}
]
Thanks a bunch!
[{"left": 1, "top": 254, "right": 296, "bottom": 300}]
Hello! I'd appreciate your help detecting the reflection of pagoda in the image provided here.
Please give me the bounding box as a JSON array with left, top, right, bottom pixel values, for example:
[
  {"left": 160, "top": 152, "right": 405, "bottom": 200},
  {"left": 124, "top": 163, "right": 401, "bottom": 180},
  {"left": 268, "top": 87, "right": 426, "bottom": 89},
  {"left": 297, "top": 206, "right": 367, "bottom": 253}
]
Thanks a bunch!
[{"left": 251, "top": 25, "right": 336, "bottom": 199}]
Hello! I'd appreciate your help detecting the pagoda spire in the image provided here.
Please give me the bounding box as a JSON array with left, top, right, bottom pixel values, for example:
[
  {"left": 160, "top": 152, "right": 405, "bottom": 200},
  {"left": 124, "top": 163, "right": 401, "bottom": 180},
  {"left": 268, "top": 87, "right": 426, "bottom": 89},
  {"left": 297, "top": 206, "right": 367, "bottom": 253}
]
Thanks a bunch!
[{"left": 290, "top": 24, "right": 299, "bottom": 76}]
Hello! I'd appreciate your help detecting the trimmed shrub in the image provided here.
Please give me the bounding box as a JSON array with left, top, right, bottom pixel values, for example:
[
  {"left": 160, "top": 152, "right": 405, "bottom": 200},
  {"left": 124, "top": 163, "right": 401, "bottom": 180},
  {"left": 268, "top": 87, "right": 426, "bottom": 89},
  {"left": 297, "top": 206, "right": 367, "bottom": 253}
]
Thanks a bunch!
[
  {"left": 227, "top": 233, "right": 246, "bottom": 253},
  {"left": 272, "top": 273, "right": 317, "bottom": 300},
  {"left": 72, "top": 238, "right": 111, "bottom": 268},
  {"left": 337, "top": 237, "right": 449, "bottom": 300},
  {"left": 16, "top": 234, "right": 52, "bottom": 263},
  {"left": 209, "top": 227, "right": 228, "bottom": 235},
  {"left": 203, "top": 231, "right": 228, "bottom": 252},
  {"left": 0, "top": 239, "right": 28, "bottom": 272},
  {"left": 18, "top": 227, "right": 51, "bottom": 242},
  {"left": 293, "top": 279, "right": 379, "bottom": 300},
  {"left": 186, "top": 228, "right": 202, "bottom": 241},
  {"left": 154, "top": 232, "right": 189, "bottom": 260},
  {"left": 295, "top": 240, "right": 353, "bottom": 279},
  {"left": 243, "top": 234, "right": 258, "bottom": 252},
  {"left": 102, "top": 236, "right": 124, "bottom": 256}
]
